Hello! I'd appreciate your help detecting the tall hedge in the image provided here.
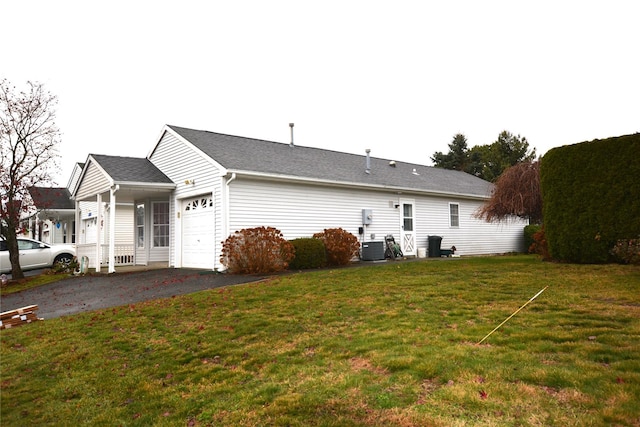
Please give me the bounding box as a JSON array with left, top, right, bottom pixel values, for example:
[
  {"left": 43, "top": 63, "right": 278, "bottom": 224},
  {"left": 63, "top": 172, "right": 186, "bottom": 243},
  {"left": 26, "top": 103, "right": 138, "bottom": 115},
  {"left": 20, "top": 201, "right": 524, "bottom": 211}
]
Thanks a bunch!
[{"left": 540, "top": 133, "right": 640, "bottom": 263}]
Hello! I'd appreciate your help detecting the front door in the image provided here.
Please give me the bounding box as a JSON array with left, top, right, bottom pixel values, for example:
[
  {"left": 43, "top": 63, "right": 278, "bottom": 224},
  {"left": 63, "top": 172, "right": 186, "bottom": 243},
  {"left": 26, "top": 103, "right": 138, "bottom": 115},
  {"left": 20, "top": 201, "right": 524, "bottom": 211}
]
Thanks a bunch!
[{"left": 400, "top": 199, "right": 416, "bottom": 256}]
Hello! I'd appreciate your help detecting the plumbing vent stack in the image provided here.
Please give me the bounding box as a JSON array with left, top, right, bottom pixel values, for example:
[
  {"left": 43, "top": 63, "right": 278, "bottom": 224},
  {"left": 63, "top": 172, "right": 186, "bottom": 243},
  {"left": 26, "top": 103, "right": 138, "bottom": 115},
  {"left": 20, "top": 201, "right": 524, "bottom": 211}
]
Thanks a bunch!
[
  {"left": 365, "top": 149, "right": 371, "bottom": 174},
  {"left": 289, "top": 123, "right": 294, "bottom": 147}
]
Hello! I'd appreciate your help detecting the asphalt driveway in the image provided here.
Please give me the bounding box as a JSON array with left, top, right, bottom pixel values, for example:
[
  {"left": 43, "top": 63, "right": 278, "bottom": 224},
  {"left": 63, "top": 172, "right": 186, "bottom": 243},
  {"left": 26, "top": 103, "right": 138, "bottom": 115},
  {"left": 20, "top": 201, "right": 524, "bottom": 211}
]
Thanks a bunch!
[{"left": 0, "top": 269, "right": 267, "bottom": 319}]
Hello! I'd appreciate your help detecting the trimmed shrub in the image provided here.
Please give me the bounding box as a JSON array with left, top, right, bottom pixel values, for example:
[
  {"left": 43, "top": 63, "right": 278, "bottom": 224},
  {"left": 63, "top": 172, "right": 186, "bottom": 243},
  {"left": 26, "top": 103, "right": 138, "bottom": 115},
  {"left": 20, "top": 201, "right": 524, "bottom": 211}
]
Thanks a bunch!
[
  {"left": 289, "top": 238, "right": 327, "bottom": 270},
  {"left": 610, "top": 238, "right": 640, "bottom": 265},
  {"left": 524, "top": 224, "right": 541, "bottom": 254},
  {"left": 313, "top": 228, "right": 360, "bottom": 266},
  {"left": 541, "top": 133, "right": 640, "bottom": 263},
  {"left": 220, "top": 226, "right": 295, "bottom": 274}
]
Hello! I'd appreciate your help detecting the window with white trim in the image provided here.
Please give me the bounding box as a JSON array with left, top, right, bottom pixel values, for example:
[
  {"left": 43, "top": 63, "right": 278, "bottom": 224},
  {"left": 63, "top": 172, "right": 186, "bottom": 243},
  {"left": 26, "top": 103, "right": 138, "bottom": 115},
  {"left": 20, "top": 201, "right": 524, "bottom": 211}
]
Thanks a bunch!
[
  {"left": 152, "top": 202, "right": 169, "bottom": 247},
  {"left": 136, "top": 204, "right": 145, "bottom": 248},
  {"left": 449, "top": 203, "right": 460, "bottom": 227}
]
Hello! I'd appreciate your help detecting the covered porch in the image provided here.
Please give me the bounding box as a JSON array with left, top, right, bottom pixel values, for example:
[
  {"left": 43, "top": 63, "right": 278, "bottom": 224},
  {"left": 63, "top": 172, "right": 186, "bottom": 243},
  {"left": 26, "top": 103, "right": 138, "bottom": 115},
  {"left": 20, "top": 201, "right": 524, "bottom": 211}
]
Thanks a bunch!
[
  {"left": 76, "top": 243, "right": 135, "bottom": 267},
  {"left": 21, "top": 187, "right": 76, "bottom": 244},
  {"left": 72, "top": 155, "right": 176, "bottom": 273}
]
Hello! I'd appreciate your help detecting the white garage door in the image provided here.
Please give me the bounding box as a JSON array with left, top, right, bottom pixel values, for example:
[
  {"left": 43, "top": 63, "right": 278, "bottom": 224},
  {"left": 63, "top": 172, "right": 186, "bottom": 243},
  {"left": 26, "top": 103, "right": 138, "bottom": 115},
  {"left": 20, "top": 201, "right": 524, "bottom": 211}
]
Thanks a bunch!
[{"left": 181, "top": 195, "right": 215, "bottom": 269}]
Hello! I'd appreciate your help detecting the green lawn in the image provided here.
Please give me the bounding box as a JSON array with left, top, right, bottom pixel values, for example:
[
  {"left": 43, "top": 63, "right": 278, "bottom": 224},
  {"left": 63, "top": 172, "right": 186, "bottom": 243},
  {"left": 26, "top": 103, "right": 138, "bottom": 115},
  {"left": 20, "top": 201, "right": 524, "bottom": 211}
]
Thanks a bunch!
[
  {"left": 1, "top": 272, "right": 69, "bottom": 296},
  {"left": 1, "top": 255, "right": 639, "bottom": 426}
]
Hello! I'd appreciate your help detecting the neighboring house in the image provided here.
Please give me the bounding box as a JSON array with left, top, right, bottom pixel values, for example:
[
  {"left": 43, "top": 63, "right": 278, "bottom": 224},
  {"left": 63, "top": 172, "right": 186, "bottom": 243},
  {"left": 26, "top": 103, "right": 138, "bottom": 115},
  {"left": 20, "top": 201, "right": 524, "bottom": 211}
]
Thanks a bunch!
[
  {"left": 20, "top": 163, "right": 85, "bottom": 244},
  {"left": 72, "top": 125, "right": 527, "bottom": 273},
  {"left": 19, "top": 162, "right": 135, "bottom": 264},
  {"left": 22, "top": 187, "right": 75, "bottom": 244}
]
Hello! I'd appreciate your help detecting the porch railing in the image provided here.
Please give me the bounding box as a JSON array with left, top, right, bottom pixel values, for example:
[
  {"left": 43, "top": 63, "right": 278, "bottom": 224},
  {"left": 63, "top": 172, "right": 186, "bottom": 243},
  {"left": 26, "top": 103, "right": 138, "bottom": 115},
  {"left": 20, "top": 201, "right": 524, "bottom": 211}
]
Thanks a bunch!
[{"left": 76, "top": 244, "right": 135, "bottom": 268}]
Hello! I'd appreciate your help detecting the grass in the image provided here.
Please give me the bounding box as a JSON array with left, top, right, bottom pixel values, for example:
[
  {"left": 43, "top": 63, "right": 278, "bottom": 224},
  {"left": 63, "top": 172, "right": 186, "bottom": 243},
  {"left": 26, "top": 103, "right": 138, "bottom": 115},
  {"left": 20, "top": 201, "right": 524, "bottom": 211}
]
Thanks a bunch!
[
  {"left": 1, "top": 255, "right": 639, "bottom": 426},
  {"left": 0, "top": 272, "right": 69, "bottom": 296}
]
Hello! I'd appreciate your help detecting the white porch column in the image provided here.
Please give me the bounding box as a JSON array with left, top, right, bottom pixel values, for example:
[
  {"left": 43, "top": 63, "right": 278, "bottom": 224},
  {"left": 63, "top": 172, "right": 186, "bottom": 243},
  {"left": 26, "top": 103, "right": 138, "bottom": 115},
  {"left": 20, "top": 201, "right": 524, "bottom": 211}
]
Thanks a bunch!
[
  {"left": 35, "top": 212, "right": 40, "bottom": 240},
  {"left": 95, "top": 193, "right": 102, "bottom": 273},
  {"left": 108, "top": 186, "right": 118, "bottom": 273},
  {"left": 74, "top": 200, "right": 80, "bottom": 245}
]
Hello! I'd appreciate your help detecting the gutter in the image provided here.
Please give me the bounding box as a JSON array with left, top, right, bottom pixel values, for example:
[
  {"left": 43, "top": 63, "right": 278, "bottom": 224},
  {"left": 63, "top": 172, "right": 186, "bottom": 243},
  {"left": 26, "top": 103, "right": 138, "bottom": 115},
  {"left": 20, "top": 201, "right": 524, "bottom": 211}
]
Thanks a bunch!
[
  {"left": 224, "top": 170, "right": 490, "bottom": 201},
  {"left": 226, "top": 172, "right": 237, "bottom": 187}
]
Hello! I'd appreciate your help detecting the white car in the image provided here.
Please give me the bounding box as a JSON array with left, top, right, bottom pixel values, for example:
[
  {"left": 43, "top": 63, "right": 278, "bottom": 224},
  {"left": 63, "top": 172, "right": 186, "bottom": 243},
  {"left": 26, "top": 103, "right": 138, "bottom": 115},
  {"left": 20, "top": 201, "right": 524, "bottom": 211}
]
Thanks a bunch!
[{"left": 0, "top": 238, "right": 76, "bottom": 274}]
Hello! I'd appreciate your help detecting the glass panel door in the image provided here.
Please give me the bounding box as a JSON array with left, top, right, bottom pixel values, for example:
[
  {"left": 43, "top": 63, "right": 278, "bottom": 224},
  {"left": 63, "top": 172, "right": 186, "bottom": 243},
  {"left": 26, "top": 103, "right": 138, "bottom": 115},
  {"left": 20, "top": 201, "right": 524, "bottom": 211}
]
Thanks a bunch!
[{"left": 400, "top": 199, "right": 416, "bottom": 256}]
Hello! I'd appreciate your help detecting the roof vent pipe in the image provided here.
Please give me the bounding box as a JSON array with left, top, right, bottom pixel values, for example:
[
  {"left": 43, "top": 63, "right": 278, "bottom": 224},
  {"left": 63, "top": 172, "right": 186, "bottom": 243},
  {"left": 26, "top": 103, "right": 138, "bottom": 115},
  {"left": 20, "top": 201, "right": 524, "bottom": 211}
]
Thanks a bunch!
[
  {"left": 289, "top": 123, "right": 294, "bottom": 147},
  {"left": 365, "top": 149, "right": 371, "bottom": 174}
]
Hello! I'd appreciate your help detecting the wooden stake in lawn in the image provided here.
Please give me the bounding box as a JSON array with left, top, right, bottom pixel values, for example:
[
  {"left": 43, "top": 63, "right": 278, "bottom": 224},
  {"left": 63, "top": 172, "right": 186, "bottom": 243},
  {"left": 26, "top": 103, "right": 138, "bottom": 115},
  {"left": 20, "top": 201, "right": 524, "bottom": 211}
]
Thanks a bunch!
[{"left": 477, "top": 286, "right": 548, "bottom": 345}]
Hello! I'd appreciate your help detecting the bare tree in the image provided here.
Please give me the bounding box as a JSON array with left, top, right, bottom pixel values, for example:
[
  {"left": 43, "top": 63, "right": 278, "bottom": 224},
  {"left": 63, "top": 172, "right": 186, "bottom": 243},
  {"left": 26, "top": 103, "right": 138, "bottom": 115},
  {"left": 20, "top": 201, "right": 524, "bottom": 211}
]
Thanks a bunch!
[
  {"left": 1, "top": 79, "right": 61, "bottom": 279},
  {"left": 475, "top": 160, "right": 542, "bottom": 224}
]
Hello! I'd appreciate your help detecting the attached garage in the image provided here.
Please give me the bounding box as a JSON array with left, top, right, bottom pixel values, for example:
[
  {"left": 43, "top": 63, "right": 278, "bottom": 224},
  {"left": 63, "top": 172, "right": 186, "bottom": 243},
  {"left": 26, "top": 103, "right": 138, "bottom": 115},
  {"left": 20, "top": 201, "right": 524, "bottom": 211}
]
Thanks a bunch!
[
  {"left": 181, "top": 195, "right": 215, "bottom": 269},
  {"left": 73, "top": 125, "right": 527, "bottom": 273}
]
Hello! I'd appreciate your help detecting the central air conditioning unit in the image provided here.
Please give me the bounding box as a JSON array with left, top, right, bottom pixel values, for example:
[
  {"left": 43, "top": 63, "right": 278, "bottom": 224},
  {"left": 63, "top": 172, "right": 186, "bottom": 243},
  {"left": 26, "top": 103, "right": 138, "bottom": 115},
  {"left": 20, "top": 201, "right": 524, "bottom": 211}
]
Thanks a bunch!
[{"left": 361, "top": 241, "right": 384, "bottom": 261}]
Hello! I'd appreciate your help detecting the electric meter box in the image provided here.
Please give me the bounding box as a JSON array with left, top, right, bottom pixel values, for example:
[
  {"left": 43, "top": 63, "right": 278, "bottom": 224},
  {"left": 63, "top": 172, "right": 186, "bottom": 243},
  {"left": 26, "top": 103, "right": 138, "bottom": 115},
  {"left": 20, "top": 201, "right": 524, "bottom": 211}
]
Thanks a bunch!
[{"left": 362, "top": 209, "right": 373, "bottom": 225}]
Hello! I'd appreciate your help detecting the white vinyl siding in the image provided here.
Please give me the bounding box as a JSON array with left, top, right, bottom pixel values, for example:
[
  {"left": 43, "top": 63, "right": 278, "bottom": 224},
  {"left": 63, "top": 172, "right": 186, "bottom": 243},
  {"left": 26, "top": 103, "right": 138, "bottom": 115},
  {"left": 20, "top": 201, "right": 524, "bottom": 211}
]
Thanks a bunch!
[
  {"left": 75, "top": 161, "right": 111, "bottom": 201},
  {"left": 149, "top": 131, "right": 224, "bottom": 267},
  {"left": 67, "top": 164, "right": 84, "bottom": 195},
  {"left": 414, "top": 198, "right": 525, "bottom": 255},
  {"left": 113, "top": 204, "right": 134, "bottom": 245},
  {"left": 227, "top": 177, "right": 525, "bottom": 262},
  {"left": 79, "top": 201, "right": 97, "bottom": 220},
  {"left": 229, "top": 178, "right": 404, "bottom": 241}
]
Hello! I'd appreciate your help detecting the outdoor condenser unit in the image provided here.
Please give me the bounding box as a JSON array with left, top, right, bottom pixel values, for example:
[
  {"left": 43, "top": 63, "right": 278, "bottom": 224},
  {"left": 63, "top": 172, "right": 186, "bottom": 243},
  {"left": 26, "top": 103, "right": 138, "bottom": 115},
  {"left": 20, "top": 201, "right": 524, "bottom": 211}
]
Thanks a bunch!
[{"left": 361, "top": 241, "right": 384, "bottom": 261}]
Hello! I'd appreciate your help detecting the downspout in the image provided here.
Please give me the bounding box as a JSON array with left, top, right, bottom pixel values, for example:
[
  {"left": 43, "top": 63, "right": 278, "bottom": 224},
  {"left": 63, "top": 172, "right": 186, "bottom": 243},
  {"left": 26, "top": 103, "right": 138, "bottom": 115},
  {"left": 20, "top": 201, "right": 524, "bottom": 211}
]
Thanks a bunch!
[
  {"left": 224, "top": 173, "right": 237, "bottom": 235},
  {"left": 221, "top": 173, "right": 237, "bottom": 271}
]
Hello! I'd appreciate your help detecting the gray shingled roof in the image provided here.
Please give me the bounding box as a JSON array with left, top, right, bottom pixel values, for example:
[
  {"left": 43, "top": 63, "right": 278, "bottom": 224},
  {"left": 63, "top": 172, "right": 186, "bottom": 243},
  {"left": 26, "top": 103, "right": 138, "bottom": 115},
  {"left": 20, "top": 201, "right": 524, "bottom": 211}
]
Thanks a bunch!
[
  {"left": 29, "top": 187, "right": 74, "bottom": 210},
  {"left": 168, "top": 125, "right": 493, "bottom": 198},
  {"left": 91, "top": 154, "right": 173, "bottom": 184}
]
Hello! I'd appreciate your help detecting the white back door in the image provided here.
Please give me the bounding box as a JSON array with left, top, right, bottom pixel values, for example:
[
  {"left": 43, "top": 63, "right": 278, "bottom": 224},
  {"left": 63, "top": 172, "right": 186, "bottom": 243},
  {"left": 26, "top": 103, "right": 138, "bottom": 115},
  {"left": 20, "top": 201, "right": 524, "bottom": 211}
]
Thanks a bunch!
[{"left": 400, "top": 199, "right": 416, "bottom": 256}]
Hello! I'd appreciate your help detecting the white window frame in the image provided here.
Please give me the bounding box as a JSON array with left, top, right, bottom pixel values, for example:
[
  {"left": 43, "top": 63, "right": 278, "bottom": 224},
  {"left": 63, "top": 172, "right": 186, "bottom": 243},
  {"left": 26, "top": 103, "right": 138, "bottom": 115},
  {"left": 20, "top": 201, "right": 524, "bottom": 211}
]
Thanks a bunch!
[
  {"left": 136, "top": 203, "right": 145, "bottom": 248},
  {"left": 152, "top": 201, "right": 170, "bottom": 248},
  {"left": 449, "top": 202, "right": 460, "bottom": 228}
]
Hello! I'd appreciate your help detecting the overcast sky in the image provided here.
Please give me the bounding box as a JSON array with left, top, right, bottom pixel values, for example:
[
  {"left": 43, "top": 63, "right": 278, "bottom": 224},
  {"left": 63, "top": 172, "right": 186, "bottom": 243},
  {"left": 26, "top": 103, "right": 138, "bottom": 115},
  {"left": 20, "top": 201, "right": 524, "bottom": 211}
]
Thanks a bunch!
[{"left": 5, "top": 1, "right": 638, "bottom": 186}]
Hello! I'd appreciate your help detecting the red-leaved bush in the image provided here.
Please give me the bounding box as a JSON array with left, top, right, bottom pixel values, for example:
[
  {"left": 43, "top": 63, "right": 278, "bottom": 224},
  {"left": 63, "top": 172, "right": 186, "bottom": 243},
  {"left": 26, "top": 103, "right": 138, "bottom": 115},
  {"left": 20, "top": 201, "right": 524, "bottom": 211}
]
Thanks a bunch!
[
  {"left": 530, "top": 226, "right": 551, "bottom": 261},
  {"left": 313, "top": 228, "right": 360, "bottom": 266},
  {"left": 220, "top": 226, "right": 295, "bottom": 274}
]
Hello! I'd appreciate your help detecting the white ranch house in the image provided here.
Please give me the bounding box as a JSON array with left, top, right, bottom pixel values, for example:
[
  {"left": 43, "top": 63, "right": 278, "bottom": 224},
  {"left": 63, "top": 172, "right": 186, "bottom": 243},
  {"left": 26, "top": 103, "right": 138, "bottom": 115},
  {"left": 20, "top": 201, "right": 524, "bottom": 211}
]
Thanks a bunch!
[{"left": 72, "top": 125, "right": 527, "bottom": 273}]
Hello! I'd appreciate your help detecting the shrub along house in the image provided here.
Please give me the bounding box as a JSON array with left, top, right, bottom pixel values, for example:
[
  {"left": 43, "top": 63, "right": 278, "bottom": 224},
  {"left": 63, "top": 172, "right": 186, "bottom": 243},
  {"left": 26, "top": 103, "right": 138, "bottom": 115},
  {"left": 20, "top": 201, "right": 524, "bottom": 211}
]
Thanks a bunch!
[{"left": 72, "top": 125, "right": 527, "bottom": 273}]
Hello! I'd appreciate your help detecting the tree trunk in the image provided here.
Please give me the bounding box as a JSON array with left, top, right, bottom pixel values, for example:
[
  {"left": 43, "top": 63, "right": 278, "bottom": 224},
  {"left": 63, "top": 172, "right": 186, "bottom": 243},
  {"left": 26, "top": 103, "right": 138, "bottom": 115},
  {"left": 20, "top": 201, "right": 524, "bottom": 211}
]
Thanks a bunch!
[{"left": 6, "top": 226, "right": 25, "bottom": 280}]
